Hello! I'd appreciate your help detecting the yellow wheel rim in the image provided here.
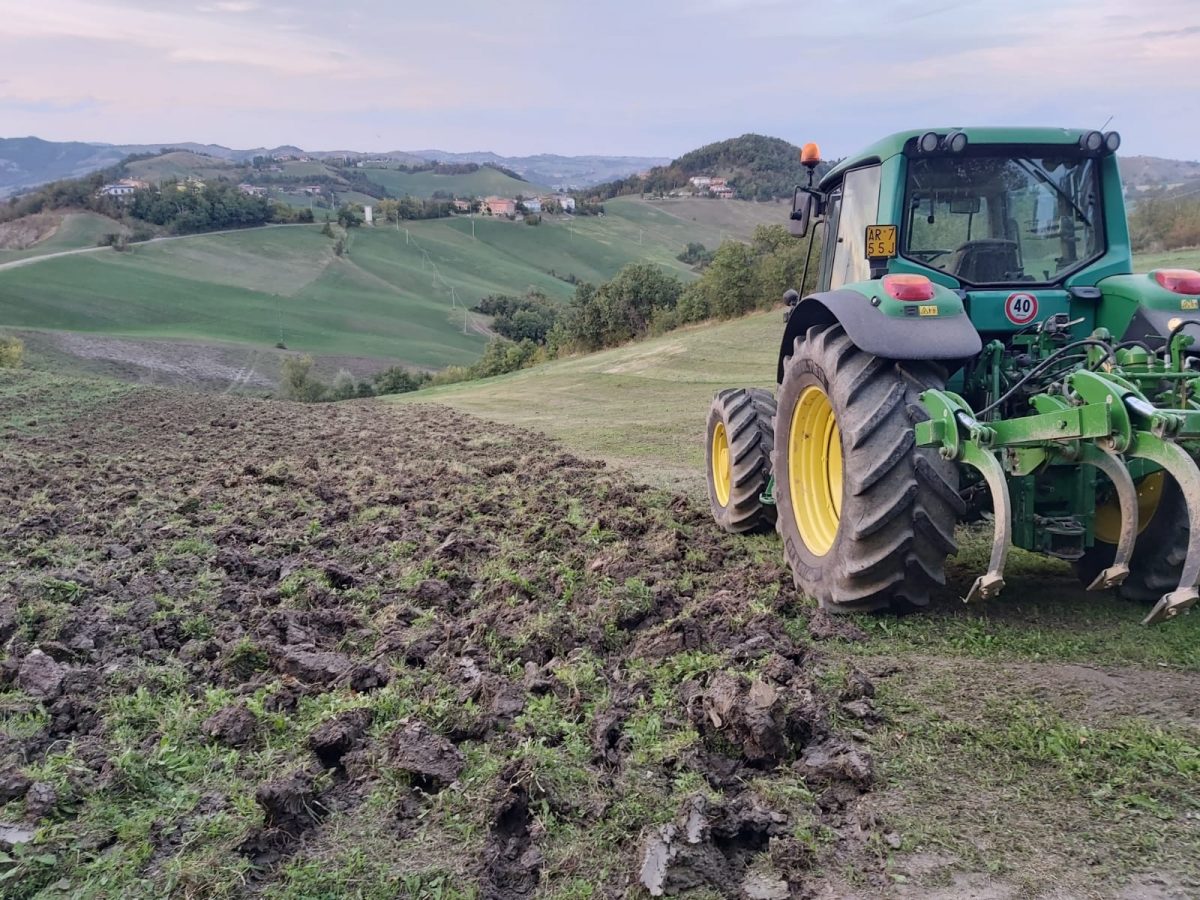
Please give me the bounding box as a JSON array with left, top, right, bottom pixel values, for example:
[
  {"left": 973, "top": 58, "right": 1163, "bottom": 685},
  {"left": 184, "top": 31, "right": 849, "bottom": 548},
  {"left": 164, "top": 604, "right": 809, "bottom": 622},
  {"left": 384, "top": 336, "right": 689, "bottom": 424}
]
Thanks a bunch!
[
  {"left": 1094, "top": 470, "right": 1164, "bottom": 545},
  {"left": 788, "top": 385, "right": 843, "bottom": 556},
  {"left": 711, "top": 421, "right": 732, "bottom": 506}
]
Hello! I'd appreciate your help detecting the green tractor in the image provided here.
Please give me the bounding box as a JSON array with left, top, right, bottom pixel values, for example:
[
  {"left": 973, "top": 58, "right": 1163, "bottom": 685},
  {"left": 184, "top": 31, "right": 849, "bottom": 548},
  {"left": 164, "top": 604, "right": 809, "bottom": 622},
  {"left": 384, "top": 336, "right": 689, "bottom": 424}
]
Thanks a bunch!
[{"left": 705, "top": 127, "right": 1200, "bottom": 625}]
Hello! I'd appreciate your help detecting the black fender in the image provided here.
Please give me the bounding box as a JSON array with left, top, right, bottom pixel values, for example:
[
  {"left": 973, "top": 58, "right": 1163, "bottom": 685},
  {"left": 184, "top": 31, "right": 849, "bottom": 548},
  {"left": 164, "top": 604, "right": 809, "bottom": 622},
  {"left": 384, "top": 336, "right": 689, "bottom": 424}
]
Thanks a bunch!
[{"left": 777, "top": 289, "right": 983, "bottom": 383}]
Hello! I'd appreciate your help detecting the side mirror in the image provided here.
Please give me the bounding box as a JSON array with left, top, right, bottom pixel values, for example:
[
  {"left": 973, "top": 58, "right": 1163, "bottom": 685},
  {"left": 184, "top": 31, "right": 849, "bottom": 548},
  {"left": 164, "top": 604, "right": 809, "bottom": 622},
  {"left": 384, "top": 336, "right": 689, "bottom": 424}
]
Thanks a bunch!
[{"left": 789, "top": 187, "right": 821, "bottom": 237}]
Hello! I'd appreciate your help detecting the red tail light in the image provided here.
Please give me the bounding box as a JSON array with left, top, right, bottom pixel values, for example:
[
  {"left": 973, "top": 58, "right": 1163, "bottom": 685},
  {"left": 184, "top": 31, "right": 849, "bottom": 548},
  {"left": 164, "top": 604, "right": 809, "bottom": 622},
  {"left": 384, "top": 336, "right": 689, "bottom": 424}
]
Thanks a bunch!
[
  {"left": 883, "top": 273, "right": 935, "bottom": 302},
  {"left": 1154, "top": 269, "right": 1200, "bottom": 295}
]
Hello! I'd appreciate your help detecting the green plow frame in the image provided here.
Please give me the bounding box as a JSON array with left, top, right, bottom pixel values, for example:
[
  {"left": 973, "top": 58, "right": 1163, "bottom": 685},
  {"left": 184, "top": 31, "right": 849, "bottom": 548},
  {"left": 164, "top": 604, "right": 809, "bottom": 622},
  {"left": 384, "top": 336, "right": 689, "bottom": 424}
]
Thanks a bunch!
[{"left": 916, "top": 369, "right": 1200, "bottom": 625}]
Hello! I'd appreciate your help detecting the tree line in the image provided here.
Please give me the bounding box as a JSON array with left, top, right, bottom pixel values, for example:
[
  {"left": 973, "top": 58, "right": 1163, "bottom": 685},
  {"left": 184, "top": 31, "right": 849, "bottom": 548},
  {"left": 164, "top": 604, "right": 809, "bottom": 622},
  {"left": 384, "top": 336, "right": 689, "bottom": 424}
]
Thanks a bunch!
[{"left": 1129, "top": 194, "right": 1200, "bottom": 251}]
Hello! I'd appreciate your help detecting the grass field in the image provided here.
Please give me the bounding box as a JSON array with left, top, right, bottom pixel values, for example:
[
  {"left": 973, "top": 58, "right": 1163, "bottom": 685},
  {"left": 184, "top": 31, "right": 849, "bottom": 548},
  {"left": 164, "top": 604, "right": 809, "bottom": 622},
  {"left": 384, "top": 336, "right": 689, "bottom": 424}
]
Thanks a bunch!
[
  {"left": 358, "top": 165, "right": 544, "bottom": 199},
  {"left": 386, "top": 292, "right": 1200, "bottom": 896},
  {"left": 0, "top": 199, "right": 782, "bottom": 378}
]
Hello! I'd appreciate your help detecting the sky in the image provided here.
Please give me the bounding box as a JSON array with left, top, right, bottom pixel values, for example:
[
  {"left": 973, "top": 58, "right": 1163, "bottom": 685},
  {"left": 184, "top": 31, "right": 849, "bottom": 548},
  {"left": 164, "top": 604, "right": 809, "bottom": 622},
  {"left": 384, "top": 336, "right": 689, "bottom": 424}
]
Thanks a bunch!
[{"left": 0, "top": 0, "right": 1198, "bottom": 161}]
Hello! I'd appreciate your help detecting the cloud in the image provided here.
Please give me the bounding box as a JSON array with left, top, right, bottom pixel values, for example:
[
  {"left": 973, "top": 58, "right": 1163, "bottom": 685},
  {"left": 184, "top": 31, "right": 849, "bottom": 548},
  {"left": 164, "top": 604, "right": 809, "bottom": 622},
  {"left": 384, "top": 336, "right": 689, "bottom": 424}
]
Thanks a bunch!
[
  {"left": 1141, "top": 23, "right": 1200, "bottom": 38},
  {"left": 197, "top": 1, "right": 259, "bottom": 11}
]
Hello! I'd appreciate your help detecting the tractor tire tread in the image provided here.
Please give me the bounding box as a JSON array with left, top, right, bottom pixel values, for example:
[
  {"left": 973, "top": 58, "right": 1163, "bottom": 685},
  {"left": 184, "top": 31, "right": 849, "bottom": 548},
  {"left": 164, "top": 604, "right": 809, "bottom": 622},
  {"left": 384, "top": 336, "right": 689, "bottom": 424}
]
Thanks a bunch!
[
  {"left": 773, "top": 323, "right": 960, "bottom": 613},
  {"left": 706, "top": 387, "right": 777, "bottom": 534}
]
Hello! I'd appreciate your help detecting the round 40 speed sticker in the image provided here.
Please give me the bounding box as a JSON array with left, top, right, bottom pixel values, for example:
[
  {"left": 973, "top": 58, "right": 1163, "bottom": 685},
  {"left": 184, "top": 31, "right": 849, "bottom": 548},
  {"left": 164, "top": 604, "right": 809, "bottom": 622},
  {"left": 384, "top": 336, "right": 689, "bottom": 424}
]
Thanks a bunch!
[{"left": 1004, "top": 291, "right": 1039, "bottom": 325}]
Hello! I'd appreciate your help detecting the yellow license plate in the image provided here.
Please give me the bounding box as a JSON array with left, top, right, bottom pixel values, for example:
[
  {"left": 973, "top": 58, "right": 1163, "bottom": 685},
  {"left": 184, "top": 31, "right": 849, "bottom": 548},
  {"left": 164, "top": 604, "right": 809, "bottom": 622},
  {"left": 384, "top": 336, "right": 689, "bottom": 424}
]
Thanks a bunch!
[
  {"left": 865, "top": 224, "right": 897, "bottom": 259},
  {"left": 1182, "top": 298, "right": 1198, "bottom": 310},
  {"left": 918, "top": 304, "right": 938, "bottom": 317}
]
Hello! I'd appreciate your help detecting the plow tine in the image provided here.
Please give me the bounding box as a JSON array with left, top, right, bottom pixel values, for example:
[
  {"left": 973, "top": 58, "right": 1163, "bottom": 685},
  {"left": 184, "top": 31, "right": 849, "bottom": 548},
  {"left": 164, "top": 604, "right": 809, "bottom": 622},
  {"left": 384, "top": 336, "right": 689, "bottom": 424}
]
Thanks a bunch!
[
  {"left": 960, "top": 443, "right": 1010, "bottom": 603},
  {"left": 1079, "top": 443, "right": 1137, "bottom": 590},
  {"left": 1126, "top": 434, "right": 1200, "bottom": 624}
]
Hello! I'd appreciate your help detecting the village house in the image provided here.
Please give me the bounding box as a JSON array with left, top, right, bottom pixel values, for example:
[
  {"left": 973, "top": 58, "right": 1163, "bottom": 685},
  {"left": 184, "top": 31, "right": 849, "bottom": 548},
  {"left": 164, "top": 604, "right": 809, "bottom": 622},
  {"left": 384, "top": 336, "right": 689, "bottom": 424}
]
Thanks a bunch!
[
  {"left": 483, "top": 196, "right": 517, "bottom": 217},
  {"left": 97, "top": 178, "right": 148, "bottom": 199},
  {"left": 689, "top": 176, "right": 713, "bottom": 188},
  {"left": 238, "top": 183, "right": 267, "bottom": 197},
  {"left": 521, "top": 197, "right": 542, "bottom": 213},
  {"left": 555, "top": 194, "right": 576, "bottom": 212},
  {"left": 452, "top": 199, "right": 472, "bottom": 212}
]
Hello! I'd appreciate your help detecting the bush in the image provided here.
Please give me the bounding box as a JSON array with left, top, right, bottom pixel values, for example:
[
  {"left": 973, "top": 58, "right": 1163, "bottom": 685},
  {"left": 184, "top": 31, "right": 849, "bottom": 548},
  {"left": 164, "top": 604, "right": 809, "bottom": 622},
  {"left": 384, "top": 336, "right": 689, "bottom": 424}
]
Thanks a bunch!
[
  {"left": 279, "top": 355, "right": 327, "bottom": 402},
  {"left": 0, "top": 335, "right": 23, "bottom": 369},
  {"left": 374, "top": 366, "right": 428, "bottom": 394}
]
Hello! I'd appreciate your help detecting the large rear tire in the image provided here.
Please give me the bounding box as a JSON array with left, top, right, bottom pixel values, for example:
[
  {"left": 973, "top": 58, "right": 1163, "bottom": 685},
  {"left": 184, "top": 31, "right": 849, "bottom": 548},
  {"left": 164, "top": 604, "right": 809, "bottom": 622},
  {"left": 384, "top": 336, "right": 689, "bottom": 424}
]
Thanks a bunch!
[
  {"left": 1077, "top": 472, "right": 1189, "bottom": 603},
  {"left": 705, "top": 388, "right": 777, "bottom": 534},
  {"left": 773, "top": 323, "right": 963, "bottom": 612}
]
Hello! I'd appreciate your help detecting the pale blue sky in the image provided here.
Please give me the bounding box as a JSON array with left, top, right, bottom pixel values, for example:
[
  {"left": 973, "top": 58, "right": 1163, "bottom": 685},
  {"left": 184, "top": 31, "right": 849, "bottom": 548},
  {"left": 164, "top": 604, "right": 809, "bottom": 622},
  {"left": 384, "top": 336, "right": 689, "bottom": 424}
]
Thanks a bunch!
[{"left": 0, "top": 0, "right": 1196, "bottom": 159}]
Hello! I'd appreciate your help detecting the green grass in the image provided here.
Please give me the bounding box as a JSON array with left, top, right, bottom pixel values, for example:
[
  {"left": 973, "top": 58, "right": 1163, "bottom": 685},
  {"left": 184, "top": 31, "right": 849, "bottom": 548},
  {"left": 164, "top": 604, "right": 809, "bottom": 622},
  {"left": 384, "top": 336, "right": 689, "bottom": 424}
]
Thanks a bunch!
[
  {"left": 1132, "top": 246, "right": 1200, "bottom": 272},
  {"left": 392, "top": 310, "right": 779, "bottom": 490},
  {"left": 0, "top": 199, "right": 781, "bottom": 371},
  {"left": 359, "top": 166, "right": 544, "bottom": 200}
]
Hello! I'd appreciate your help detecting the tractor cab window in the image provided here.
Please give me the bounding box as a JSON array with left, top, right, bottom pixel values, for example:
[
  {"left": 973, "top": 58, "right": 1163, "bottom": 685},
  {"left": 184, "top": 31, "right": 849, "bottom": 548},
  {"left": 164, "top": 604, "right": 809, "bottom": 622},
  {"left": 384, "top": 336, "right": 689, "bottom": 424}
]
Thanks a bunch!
[
  {"left": 902, "top": 154, "right": 1102, "bottom": 285},
  {"left": 829, "top": 165, "right": 881, "bottom": 290}
]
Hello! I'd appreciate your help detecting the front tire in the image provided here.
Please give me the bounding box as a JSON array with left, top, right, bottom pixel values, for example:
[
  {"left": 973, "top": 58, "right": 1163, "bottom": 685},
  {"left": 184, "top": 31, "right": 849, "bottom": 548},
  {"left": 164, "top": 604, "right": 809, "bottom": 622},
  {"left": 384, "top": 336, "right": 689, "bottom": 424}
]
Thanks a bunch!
[
  {"left": 705, "top": 388, "right": 777, "bottom": 534},
  {"left": 773, "top": 323, "right": 963, "bottom": 612}
]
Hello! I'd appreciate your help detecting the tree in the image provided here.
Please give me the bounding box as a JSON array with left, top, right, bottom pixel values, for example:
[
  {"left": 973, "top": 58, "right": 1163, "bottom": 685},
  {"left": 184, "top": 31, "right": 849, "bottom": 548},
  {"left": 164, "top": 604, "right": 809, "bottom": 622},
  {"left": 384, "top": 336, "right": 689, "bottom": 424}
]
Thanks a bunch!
[
  {"left": 337, "top": 204, "right": 365, "bottom": 228},
  {"left": 279, "top": 355, "right": 327, "bottom": 402},
  {"left": 374, "top": 366, "right": 428, "bottom": 394}
]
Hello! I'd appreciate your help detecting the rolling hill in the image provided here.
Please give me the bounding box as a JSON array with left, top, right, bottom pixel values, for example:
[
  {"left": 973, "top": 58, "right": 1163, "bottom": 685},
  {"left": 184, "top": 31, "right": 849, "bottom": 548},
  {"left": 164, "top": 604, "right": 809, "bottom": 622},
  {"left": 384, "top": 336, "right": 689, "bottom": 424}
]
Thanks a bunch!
[
  {"left": 0, "top": 196, "right": 783, "bottom": 384},
  {"left": 0, "top": 136, "right": 666, "bottom": 197},
  {"left": 357, "top": 165, "right": 542, "bottom": 200}
]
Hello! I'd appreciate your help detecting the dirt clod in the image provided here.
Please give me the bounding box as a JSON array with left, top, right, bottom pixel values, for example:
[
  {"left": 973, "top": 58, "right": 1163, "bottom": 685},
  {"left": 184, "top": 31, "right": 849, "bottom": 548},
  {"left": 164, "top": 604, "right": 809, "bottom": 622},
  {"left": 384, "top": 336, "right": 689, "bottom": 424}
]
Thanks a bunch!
[
  {"left": 254, "top": 771, "right": 326, "bottom": 835},
  {"left": 807, "top": 610, "right": 867, "bottom": 643},
  {"left": 309, "top": 708, "right": 373, "bottom": 769},
  {"left": 795, "top": 739, "right": 874, "bottom": 790},
  {"left": 389, "top": 720, "right": 463, "bottom": 789},
  {"left": 276, "top": 647, "right": 352, "bottom": 685},
  {"left": 24, "top": 781, "right": 58, "bottom": 821},
  {"left": 202, "top": 705, "right": 257, "bottom": 748},
  {"left": 0, "top": 771, "right": 32, "bottom": 805},
  {"left": 638, "top": 795, "right": 790, "bottom": 897},
  {"left": 17, "top": 649, "right": 67, "bottom": 701}
]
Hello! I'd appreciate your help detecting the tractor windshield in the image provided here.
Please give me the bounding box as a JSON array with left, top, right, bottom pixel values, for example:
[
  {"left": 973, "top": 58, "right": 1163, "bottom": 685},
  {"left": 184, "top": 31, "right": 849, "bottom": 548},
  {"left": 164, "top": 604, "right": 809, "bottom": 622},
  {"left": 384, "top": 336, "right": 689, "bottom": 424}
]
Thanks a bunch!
[{"left": 902, "top": 154, "right": 1103, "bottom": 286}]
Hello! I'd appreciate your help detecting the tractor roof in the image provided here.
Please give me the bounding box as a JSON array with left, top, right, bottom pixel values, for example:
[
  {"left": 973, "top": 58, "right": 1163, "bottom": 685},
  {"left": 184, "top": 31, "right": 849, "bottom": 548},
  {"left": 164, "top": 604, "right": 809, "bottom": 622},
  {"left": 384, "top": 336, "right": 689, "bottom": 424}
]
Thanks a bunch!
[{"left": 819, "top": 127, "right": 1095, "bottom": 190}]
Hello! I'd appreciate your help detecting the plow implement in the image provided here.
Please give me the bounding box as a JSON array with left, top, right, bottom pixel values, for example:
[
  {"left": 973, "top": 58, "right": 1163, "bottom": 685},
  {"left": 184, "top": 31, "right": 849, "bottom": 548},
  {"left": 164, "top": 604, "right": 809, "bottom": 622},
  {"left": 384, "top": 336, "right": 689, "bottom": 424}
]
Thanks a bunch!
[
  {"left": 916, "top": 340, "right": 1200, "bottom": 624},
  {"left": 704, "top": 126, "right": 1200, "bottom": 626}
]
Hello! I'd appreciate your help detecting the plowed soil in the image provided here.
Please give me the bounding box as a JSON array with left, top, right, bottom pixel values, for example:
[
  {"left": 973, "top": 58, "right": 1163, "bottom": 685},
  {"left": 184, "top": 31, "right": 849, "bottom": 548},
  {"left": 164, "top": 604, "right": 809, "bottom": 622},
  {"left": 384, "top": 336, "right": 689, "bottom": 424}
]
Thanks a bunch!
[{"left": 0, "top": 373, "right": 882, "bottom": 898}]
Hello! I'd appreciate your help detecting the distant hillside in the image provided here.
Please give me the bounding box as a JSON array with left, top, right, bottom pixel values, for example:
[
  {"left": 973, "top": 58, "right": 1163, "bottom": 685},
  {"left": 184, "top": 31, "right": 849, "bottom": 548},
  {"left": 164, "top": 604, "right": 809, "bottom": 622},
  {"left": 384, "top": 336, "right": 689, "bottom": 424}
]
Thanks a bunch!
[
  {"left": 408, "top": 151, "right": 669, "bottom": 189},
  {"left": 1120, "top": 155, "right": 1200, "bottom": 202},
  {"left": 0, "top": 137, "right": 129, "bottom": 197},
  {"left": 588, "top": 134, "right": 831, "bottom": 202},
  {"left": 125, "top": 151, "right": 238, "bottom": 183},
  {"left": 0, "top": 137, "right": 666, "bottom": 197}
]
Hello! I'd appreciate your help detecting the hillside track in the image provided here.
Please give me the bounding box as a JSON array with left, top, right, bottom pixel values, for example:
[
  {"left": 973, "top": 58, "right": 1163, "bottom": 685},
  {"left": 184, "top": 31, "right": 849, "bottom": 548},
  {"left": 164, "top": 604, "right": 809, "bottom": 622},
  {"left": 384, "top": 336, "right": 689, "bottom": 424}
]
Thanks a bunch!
[
  {"left": 0, "top": 223, "right": 310, "bottom": 272},
  {"left": 0, "top": 374, "right": 881, "bottom": 896}
]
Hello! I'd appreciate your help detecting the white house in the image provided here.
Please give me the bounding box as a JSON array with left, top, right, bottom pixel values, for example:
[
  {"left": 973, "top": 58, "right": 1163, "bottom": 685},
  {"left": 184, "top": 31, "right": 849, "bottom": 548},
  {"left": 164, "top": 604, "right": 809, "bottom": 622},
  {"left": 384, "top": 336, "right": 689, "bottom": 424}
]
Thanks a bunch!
[
  {"left": 555, "top": 194, "right": 576, "bottom": 212},
  {"left": 522, "top": 197, "right": 542, "bottom": 213}
]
